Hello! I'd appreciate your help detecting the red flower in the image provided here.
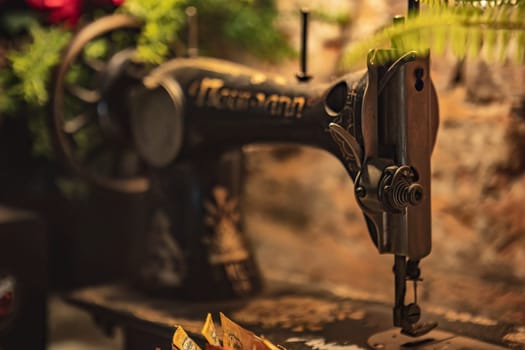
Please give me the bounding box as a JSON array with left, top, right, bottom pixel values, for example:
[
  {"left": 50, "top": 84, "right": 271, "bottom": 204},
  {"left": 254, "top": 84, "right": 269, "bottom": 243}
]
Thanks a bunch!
[
  {"left": 92, "top": 0, "right": 125, "bottom": 5},
  {"left": 26, "top": 0, "right": 83, "bottom": 26},
  {"left": 25, "top": 0, "right": 125, "bottom": 27}
]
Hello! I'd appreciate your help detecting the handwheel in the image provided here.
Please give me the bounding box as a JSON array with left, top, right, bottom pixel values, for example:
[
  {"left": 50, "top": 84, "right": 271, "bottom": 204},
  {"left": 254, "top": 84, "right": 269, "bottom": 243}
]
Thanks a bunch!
[{"left": 51, "top": 14, "right": 152, "bottom": 193}]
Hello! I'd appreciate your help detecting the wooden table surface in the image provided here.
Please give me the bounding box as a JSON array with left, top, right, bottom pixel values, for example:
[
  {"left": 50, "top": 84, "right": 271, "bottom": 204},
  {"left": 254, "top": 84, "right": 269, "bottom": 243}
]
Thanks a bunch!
[{"left": 66, "top": 281, "right": 525, "bottom": 350}]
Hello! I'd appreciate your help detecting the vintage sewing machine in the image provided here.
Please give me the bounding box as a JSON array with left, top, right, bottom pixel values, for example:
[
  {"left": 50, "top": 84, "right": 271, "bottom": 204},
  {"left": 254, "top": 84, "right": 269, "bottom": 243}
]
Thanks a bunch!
[{"left": 48, "top": 7, "right": 517, "bottom": 350}]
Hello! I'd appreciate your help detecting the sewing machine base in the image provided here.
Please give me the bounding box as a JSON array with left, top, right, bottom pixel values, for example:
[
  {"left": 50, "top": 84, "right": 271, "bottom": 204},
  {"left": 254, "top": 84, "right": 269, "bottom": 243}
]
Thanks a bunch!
[
  {"left": 368, "top": 328, "right": 508, "bottom": 349},
  {"left": 64, "top": 282, "right": 521, "bottom": 350}
]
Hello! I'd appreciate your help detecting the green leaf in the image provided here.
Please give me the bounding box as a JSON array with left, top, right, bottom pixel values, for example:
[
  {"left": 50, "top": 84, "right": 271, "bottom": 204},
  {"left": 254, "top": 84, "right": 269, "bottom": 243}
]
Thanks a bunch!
[
  {"left": 0, "top": 10, "right": 40, "bottom": 35},
  {"left": 27, "top": 109, "right": 54, "bottom": 158},
  {"left": 0, "top": 70, "right": 17, "bottom": 114},
  {"left": 340, "top": 3, "right": 525, "bottom": 69},
  {"left": 451, "top": 27, "right": 464, "bottom": 58},
  {"left": 431, "top": 25, "right": 448, "bottom": 55},
  {"left": 120, "top": 0, "right": 186, "bottom": 63},
  {"left": 56, "top": 177, "right": 91, "bottom": 200},
  {"left": 83, "top": 38, "right": 110, "bottom": 60},
  {"left": 467, "top": 27, "right": 482, "bottom": 58},
  {"left": 515, "top": 31, "right": 525, "bottom": 63},
  {"left": 499, "top": 29, "right": 512, "bottom": 61},
  {"left": 7, "top": 25, "right": 71, "bottom": 106},
  {"left": 483, "top": 27, "right": 497, "bottom": 61}
]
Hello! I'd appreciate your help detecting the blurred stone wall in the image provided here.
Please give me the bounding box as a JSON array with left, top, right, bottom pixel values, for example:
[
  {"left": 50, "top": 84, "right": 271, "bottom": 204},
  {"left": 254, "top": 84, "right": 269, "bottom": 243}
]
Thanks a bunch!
[{"left": 241, "top": 0, "right": 525, "bottom": 325}]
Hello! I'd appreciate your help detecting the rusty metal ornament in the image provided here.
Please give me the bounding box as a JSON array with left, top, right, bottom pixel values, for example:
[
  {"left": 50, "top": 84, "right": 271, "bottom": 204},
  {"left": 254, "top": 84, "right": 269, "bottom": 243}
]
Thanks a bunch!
[
  {"left": 51, "top": 14, "right": 150, "bottom": 193},
  {"left": 203, "top": 186, "right": 249, "bottom": 265},
  {"left": 203, "top": 186, "right": 255, "bottom": 296}
]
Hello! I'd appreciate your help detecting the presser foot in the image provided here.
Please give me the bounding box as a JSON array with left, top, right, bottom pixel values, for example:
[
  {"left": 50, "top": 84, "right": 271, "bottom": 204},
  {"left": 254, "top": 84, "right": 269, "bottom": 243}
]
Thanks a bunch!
[
  {"left": 400, "top": 320, "right": 438, "bottom": 337},
  {"left": 393, "top": 258, "right": 438, "bottom": 338}
]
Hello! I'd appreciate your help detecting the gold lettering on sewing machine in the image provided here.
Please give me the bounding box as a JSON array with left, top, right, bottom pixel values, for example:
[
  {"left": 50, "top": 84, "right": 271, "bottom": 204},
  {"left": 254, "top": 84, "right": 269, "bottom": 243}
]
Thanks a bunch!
[{"left": 190, "top": 78, "right": 306, "bottom": 118}]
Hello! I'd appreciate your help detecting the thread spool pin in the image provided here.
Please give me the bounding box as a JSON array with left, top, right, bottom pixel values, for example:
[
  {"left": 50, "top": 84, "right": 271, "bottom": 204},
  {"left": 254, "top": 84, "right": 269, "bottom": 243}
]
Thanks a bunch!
[{"left": 296, "top": 8, "right": 312, "bottom": 83}]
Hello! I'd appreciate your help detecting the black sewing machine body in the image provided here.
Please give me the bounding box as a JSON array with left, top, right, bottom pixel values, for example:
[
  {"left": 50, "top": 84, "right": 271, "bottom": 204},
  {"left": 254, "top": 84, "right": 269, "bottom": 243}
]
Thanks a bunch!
[
  {"left": 126, "top": 53, "right": 438, "bottom": 261},
  {"left": 49, "top": 12, "right": 500, "bottom": 347}
]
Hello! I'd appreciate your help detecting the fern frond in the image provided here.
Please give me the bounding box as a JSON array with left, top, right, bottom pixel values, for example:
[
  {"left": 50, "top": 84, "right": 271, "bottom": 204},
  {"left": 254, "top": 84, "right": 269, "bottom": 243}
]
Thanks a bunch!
[
  {"left": 340, "top": 4, "right": 525, "bottom": 70},
  {"left": 422, "top": 0, "right": 524, "bottom": 7},
  {"left": 340, "top": 10, "right": 460, "bottom": 69},
  {"left": 6, "top": 25, "right": 71, "bottom": 106},
  {"left": 119, "top": 0, "right": 186, "bottom": 64},
  {"left": 516, "top": 31, "right": 525, "bottom": 62},
  {"left": 83, "top": 38, "right": 110, "bottom": 60},
  {"left": 466, "top": 25, "right": 482, "bottom": 58},
  {"left": 0, "top": 70, "right": 17, "bottom": 114}
]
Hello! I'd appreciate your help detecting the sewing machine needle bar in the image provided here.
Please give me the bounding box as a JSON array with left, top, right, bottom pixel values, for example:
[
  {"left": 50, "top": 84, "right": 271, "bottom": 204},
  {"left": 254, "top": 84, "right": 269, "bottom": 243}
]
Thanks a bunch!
[{"left": 393, "top": 255, "right": 407, "bottom": 328}]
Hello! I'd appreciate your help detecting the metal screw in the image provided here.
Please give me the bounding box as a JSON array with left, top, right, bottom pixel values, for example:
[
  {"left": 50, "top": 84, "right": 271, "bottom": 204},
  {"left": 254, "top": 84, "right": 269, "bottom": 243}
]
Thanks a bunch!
[
  {"left": 405, "top": 303, "right": 421, "bottom": 324},
  {"left": 356, "top": 186, "right": 366, "bottom": 198}
]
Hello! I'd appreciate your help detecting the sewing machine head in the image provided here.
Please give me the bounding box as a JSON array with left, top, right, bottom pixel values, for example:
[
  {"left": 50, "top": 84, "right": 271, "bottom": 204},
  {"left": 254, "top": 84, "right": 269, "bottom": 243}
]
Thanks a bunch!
[{"left": 49, "top": 11, "right": 439, "bottom": 338}]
